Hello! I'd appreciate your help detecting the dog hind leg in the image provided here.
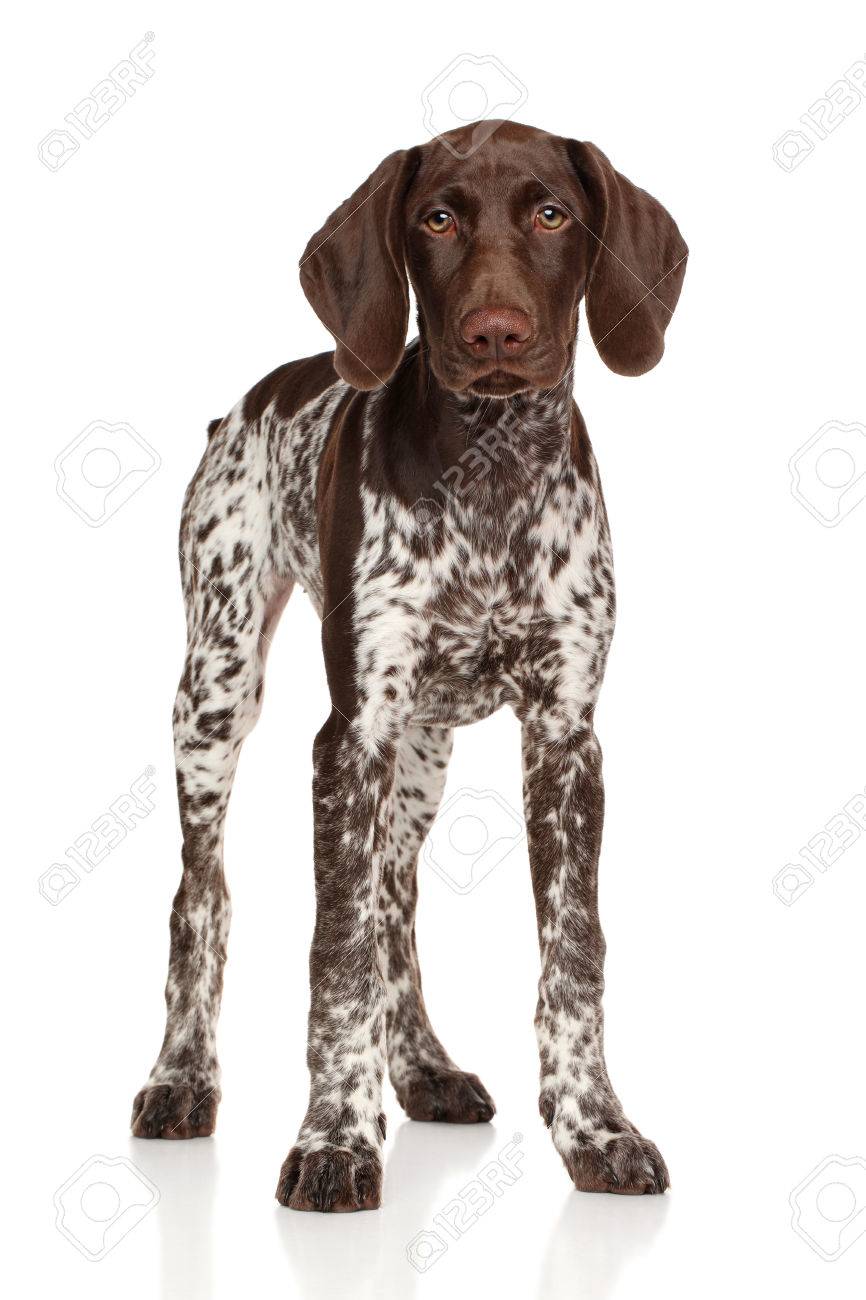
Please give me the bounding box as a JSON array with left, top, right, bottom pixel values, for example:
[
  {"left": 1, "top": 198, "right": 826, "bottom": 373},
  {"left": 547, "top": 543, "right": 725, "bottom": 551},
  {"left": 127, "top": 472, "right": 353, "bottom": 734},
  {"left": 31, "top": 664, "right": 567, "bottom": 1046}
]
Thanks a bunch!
[{"left": 378, "top": 724, "right": 495, "bottom": 1123}]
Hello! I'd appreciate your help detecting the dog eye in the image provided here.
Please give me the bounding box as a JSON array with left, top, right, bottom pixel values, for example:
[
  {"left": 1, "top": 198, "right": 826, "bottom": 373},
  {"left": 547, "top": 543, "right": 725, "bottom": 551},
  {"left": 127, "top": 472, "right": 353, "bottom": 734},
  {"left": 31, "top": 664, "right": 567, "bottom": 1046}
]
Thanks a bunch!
[
  {"left": 424, "top": 211, "right": 454, "bottom": 234},
  {"left": 536, "top": 205, "right": 566, "bottom": 230}
]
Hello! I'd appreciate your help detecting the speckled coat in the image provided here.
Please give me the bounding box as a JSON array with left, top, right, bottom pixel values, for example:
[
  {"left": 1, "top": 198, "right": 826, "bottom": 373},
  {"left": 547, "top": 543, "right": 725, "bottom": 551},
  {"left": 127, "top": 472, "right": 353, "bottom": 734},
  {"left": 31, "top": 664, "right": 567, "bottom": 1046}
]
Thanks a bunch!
[{"left": 131, "top": 120, "right": 687, "bottom": 1210}]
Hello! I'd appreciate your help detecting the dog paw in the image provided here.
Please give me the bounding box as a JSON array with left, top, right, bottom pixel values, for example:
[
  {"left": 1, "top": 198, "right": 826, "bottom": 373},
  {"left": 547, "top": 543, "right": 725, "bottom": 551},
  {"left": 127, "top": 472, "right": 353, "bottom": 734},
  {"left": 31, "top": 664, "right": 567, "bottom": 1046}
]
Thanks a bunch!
[
  {"left": 397, "top": 1068, "right": 495, "bottom": 1123},
  {"left": 130, "top": 1083, "right": 219, "bottom": 1139},
  {"left": 275, "top": 1143, "right": 383, "bottom": 1212},
  {"left": 562, "top": 1131, "right": 669, "bottom": 1195}
]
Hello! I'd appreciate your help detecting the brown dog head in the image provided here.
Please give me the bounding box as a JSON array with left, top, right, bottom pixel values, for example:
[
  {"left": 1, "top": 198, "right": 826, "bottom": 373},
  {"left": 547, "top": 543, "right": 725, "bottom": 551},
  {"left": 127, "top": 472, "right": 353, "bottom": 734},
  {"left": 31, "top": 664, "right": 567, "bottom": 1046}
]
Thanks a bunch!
[{"left": 300, "top": 121, "right": 687, "bottom": 396}]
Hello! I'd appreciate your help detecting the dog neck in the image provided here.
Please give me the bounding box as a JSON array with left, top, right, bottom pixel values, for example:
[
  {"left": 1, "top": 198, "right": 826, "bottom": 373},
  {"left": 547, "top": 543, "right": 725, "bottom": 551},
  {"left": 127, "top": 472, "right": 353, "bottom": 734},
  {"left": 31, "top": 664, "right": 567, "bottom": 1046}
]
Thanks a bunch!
[{"left": 411, "top": 338, "right": 576, "bottom": 486}]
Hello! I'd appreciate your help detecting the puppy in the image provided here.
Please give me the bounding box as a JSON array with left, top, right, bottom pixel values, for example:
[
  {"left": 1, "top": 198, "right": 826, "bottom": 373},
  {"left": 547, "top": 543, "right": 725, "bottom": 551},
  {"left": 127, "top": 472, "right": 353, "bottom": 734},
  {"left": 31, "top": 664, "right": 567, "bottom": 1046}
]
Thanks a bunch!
[{"left": 131, "top": 120, "right": 687, "bottom": 1211}]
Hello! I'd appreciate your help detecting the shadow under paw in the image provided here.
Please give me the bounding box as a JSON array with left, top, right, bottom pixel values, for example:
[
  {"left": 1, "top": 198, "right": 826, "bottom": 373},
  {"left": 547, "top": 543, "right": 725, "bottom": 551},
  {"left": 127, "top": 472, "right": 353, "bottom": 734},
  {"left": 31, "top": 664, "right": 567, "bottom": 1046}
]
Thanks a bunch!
[
  {"left": 398, "top": 1068, "right": 495, "bottom": 1123},
  {"left": 130, "top": 1083, "right": 219, "bottom": 1139},
  {"left": 275, "top": 1144, "right": 382, "bottom": 1212}
]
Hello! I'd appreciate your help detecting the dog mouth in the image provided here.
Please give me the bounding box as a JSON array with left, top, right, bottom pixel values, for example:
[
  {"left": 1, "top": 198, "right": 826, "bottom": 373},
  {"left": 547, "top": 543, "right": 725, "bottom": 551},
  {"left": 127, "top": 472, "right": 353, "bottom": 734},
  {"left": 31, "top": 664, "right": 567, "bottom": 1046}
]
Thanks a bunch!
[
  {"left": 465, "top": 367, "right": 534, "bottom": 397},
  {"left": 434, "top": 342, "right": 566, "bottom": 398}
]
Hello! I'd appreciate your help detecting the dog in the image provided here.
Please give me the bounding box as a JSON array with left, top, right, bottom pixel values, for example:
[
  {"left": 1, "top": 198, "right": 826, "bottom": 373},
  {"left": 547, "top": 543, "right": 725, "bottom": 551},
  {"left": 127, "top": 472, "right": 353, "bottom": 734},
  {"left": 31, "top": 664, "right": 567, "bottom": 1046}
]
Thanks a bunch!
[{"left": 131, "top": 120, "right": 687, "bottom": 1211}]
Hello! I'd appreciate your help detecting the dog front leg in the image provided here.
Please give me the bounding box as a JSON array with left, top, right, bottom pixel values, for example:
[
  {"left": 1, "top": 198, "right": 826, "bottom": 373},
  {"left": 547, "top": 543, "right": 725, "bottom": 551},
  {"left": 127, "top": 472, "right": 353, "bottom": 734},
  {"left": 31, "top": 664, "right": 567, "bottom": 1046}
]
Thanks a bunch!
[
  {"left": 522, "top": 705, "right": 669, "bottom": 1195},
  {"left": 275, "top": 707, "right": 399, "bottom": 1212}
]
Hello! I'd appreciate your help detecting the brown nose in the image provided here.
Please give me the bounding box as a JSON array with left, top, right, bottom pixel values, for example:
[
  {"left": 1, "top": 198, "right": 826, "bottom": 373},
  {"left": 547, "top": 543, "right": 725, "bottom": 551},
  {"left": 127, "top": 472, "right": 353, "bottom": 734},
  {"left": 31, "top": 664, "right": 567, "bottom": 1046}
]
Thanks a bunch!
[{"left": 460, "top": 306, "right": 532, "bottom": 360}]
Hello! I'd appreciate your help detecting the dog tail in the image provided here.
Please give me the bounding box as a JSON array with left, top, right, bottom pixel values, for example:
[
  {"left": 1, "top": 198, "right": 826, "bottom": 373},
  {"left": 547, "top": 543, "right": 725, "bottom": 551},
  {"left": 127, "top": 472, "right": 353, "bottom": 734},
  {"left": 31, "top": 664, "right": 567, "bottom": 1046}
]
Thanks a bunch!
[{"left": 206, "top": 417, "right": 224, "bottom": 440}]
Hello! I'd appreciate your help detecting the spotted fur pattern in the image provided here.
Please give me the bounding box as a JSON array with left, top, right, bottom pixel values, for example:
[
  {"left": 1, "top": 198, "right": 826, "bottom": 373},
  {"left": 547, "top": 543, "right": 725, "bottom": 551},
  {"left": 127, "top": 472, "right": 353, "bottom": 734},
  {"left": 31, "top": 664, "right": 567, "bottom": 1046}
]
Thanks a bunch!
[
  {"left": 378, "top": 723, "right": 495, "bottom": 1123},
  {"left": 132, "top": 338, "right": 668, "bottom": 1202}
]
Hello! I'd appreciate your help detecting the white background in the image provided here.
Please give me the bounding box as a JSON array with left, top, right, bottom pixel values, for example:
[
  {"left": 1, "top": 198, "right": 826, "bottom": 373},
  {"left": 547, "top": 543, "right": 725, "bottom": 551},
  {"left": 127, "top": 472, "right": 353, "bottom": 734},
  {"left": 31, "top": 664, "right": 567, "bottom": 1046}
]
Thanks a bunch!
[{"left": 4, "top": 1, "right": 866, "bottom": 1295}]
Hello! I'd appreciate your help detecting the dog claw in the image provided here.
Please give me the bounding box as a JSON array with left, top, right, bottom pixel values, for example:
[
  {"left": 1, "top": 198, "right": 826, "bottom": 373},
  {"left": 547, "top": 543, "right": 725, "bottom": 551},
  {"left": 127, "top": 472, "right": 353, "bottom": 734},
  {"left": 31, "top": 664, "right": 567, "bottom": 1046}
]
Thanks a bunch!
[
  {"left": 131, "top": 1083, "right": 219, "bottom": 1139},
  {"left": 276, "top": 1145, "right": 382, "bottom": 1212}
]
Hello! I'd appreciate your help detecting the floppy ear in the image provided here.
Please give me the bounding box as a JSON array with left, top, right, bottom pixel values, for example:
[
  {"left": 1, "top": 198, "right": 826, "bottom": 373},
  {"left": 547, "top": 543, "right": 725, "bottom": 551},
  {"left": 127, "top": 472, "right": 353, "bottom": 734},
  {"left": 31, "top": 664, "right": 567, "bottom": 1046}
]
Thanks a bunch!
[
  {"left": 567, "top": 141, "right": 688, "bottom": 376},
  {"left": 299, "top": 149, "right": 420, "bottom": 390}
]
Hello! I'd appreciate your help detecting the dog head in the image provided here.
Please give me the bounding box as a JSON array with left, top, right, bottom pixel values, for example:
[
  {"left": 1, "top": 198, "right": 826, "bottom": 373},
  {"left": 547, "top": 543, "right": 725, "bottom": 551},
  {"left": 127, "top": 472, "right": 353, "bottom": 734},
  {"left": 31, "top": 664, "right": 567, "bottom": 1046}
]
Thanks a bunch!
[{"left": 300, "top": 121, "right": 687, "bottom": 396}]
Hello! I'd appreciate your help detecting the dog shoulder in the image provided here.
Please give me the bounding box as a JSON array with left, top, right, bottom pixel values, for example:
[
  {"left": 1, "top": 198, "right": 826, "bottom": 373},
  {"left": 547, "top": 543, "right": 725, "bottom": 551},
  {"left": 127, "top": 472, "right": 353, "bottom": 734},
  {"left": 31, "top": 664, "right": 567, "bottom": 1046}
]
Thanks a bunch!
[
  {"left": 241, "top": 350, "right": 341, "bottom": 426},
  {"left": 202, "top": 350, "right": 341, "bottom": 443}
]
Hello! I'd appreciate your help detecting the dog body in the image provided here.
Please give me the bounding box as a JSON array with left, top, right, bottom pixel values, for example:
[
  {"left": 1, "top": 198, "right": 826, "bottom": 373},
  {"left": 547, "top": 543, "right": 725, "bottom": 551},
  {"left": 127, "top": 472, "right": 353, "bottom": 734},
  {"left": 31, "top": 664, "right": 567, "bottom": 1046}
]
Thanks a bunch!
[{"left": 132, "top": 121, "right": 687, "bottom": 1210}]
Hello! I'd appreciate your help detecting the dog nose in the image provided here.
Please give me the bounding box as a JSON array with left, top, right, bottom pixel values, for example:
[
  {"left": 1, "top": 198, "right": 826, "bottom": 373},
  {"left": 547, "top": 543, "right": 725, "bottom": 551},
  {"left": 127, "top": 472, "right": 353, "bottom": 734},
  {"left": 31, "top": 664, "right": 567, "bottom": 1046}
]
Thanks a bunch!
[{"left": 460, "top": 306, "right": 532, "bottom": 360}]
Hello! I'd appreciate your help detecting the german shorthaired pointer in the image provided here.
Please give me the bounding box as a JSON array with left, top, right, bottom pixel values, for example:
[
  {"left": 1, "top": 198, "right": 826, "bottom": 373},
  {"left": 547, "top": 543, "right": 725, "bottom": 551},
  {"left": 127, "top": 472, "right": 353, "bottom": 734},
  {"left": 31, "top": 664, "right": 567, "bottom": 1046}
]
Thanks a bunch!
[{"left": 131, "top": 120, "right": 687, "bottom": 1210}]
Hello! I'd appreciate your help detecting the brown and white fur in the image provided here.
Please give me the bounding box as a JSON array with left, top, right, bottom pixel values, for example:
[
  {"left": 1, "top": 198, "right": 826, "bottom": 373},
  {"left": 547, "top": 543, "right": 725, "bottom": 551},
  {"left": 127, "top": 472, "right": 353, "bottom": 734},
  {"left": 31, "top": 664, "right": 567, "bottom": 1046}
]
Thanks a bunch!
[{"left": 131, "top": 120, "right": 688, "bottom": 1211}]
